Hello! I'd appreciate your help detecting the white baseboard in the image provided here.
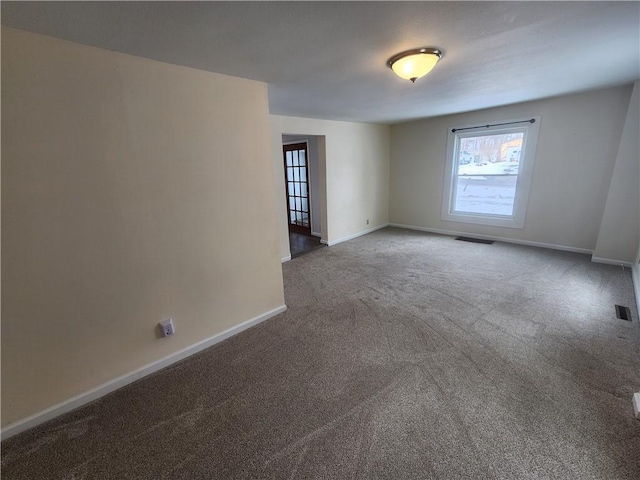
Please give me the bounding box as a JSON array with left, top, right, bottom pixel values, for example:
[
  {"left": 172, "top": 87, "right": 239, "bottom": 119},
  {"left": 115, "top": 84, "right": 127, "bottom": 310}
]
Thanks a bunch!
[
  {"left": 320, "top": 238, "right": 328, "bottom": 245},
  {"left": 1, "top": 305, "right": 287, "bottom": 440},
  {"left": 388, "top": 223, "right": 593, "bottom": 255},
  {"left": 591, "top": 256, "right": 634, "bottom": 268},
  {"left": 634, "top": 392, "right": 640, "bottom": 420},
  {"left": 281, "top": 255, "right": 291, "bottom": 263},
  {"left": 311, "top": 231, "right": 322, "bottom": 238},
  {"left": 326, "top": 224, "right": 389, "bottom": 247}
]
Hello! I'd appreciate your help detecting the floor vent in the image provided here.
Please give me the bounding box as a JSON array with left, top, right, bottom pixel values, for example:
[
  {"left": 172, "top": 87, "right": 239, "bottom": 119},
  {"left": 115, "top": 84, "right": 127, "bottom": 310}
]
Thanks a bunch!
[
  {"left": 455, "top": 236, "right": 494, "bottom": 245},
  {"left": 615, "top": 305, "right": 632, "bottom": 321}
]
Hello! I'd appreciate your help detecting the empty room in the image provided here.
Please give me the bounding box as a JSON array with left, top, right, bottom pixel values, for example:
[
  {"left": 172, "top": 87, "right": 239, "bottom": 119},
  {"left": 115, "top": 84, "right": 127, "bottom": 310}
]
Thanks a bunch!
[{"left": 2, "top": 2, "right": 639, "bottom": 479}]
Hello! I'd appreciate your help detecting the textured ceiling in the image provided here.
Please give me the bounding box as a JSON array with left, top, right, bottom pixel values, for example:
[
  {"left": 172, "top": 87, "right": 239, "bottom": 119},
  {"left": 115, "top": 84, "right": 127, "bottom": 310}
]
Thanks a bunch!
[{"left": 2, "top": 1, "right": 639, "bottom": 124}]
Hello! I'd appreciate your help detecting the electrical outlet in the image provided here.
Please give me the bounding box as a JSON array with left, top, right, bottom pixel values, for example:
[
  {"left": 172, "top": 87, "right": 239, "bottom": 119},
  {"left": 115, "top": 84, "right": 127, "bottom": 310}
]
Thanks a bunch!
[
  {"left": 366, "top": 219, "right": 369, "bottom": 225},
  {"left": 159, "top": 318, "right": 175, "bottom": 337}
]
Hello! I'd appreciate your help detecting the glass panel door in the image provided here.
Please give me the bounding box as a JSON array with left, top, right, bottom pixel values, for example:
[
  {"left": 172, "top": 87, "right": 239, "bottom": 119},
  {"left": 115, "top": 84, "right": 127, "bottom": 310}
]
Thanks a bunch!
[{"left": 283, "top": 142, "right": 311, "bottom": 235}]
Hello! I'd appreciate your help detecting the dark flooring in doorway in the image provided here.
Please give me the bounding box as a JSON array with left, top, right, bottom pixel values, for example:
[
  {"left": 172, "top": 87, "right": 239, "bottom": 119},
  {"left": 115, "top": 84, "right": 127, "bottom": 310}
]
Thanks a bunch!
[{"left": 289, "top": 232, "right": 324, "bottom": 258}]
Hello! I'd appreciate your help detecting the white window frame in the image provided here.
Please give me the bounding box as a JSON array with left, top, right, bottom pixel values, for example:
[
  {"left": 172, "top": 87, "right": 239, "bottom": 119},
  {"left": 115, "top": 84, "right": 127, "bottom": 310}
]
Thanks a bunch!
[{"left": 441, "top": 116, "right": 540, "bottom": 229}]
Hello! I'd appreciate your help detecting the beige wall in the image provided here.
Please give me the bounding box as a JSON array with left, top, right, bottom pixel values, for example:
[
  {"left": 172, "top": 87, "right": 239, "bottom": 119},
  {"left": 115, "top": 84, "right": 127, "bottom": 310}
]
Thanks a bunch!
[
  {"left": 389, "top": 86, "right": 634, "bottom": 252},
  {"left": 594, "top": 81, "right": 640, "bottom": 264},
  {"left": 1, "top": 28, "right": 285, "bottom": 426},
  {"left": 271, "top": 115, "right": 390, "bottom": 259}
]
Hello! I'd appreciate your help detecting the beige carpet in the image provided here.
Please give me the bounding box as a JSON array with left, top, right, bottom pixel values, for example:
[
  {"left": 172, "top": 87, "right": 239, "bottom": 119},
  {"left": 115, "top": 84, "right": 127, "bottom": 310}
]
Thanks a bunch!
[{"left": 2, "top": 227, "right": 639, "bottom": 479}]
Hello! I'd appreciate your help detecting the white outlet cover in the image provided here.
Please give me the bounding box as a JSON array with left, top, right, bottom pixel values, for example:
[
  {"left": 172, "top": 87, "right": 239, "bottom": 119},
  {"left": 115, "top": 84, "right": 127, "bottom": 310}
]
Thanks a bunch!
[{"left": 159, "top": 318, "right": 175, "bottom": 337}]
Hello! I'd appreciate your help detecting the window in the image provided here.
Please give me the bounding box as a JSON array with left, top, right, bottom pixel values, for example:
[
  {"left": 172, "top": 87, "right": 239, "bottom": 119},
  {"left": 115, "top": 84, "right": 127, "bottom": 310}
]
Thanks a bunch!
[{"left": 441, "top": 117, "right": 540, "bottom": 229}]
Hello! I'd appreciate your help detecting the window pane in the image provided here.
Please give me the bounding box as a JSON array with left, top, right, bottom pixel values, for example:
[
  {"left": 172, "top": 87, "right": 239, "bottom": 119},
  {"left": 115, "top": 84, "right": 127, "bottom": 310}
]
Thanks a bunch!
[
  {"left": 301, "top": 183, "right": 307, "bottom": 197},
  {"left": 287, "top": 167, "right": 294, "bottom": 182},
  {"left": 293, "top": 168, "right": 300, "bottom": 182},
  {"left": 295, "top": 182, "right": 300, "bottom": 196},
  {"left": 300, "top": 167, "right": 306, "bottom": 182},
  {"left": 293, "top": 151, "right": 299, "bottom": 166},
  {"left": 286, "top": 151, "right": 292, "bottom": 167},
  {"left": 296, "top": 211, "right": 302, "bottom": 225},
  {"left": 289, "top": 197, "right": 295, "bottom": 210},
  {"left": 290, "top": 211, "right": 296, "bottom": 223},
  {"left": 288, "top": 182, "right": 294, "bottom": 196},
  {"left": 457, "top": 132, "right": 524, "bottom": 175},
  {"left": 299, "top": 150, "right": 306, "bottom": 166},
  {"left": 453, "top": 175, "right": 517, "bottom": 216},
  {"left": 301, "top": 197, "right": 308, "bottom": 212},
  {"left": 296, "top": 197, "right": 301, "bottom": 211}
]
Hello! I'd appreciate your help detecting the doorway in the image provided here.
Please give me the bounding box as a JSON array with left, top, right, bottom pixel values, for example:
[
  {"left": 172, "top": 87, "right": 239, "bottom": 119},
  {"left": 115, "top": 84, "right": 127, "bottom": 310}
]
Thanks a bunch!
[
  {"left": 283, "top": 140, "right": 324, "bottom": 258},
  {"left": 283, "top": 142, "right": 311, "bottom": 236}
]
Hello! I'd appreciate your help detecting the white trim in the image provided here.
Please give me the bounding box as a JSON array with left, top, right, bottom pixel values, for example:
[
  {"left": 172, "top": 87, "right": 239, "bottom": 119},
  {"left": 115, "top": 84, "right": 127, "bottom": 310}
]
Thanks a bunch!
[
  {"left": 311, "top": 231, "right": 322, "bottom": 238},
  {"left": 320, "top": 238, "right": 328, "bottom": 245},
  {"left": 281, "top": 255, "right": 292, "bottom": 263},
  {"left": 326, "top": 224, "right": 389, "bottom": 247},
  {"left": 632, "top": 263, "right": 640, "bottom": 310},
  {"left": 1, "top": 305, "right": 287, "bottom": 440},
  {"left": 591, "top": 256, "right": 634, "bottom": 268},
  {"left": 388, "top": 223, "right": 593, "bottom": 255},
  {"left": 625, "top": 266, "right": 639, "bottom": 420}
]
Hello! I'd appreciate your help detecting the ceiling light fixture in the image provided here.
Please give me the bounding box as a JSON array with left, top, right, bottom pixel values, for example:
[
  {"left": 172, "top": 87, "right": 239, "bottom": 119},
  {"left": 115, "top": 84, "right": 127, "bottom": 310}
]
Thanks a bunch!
[{"left": 387, "top": 47, "right": 443, "bottom": 83}]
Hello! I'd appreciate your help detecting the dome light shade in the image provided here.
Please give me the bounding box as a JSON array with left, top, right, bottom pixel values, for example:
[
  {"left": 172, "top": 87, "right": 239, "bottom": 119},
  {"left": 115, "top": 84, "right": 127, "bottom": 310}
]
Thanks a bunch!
[{"left": 388, "top": 48, "right": 443, "bottom": 83}]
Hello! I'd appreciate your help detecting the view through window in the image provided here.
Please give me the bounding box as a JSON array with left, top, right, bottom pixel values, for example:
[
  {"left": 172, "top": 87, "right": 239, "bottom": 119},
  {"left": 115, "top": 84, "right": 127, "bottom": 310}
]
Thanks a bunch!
[{"left": 453, "top": 131, "right": 524, "bottom": 216}]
